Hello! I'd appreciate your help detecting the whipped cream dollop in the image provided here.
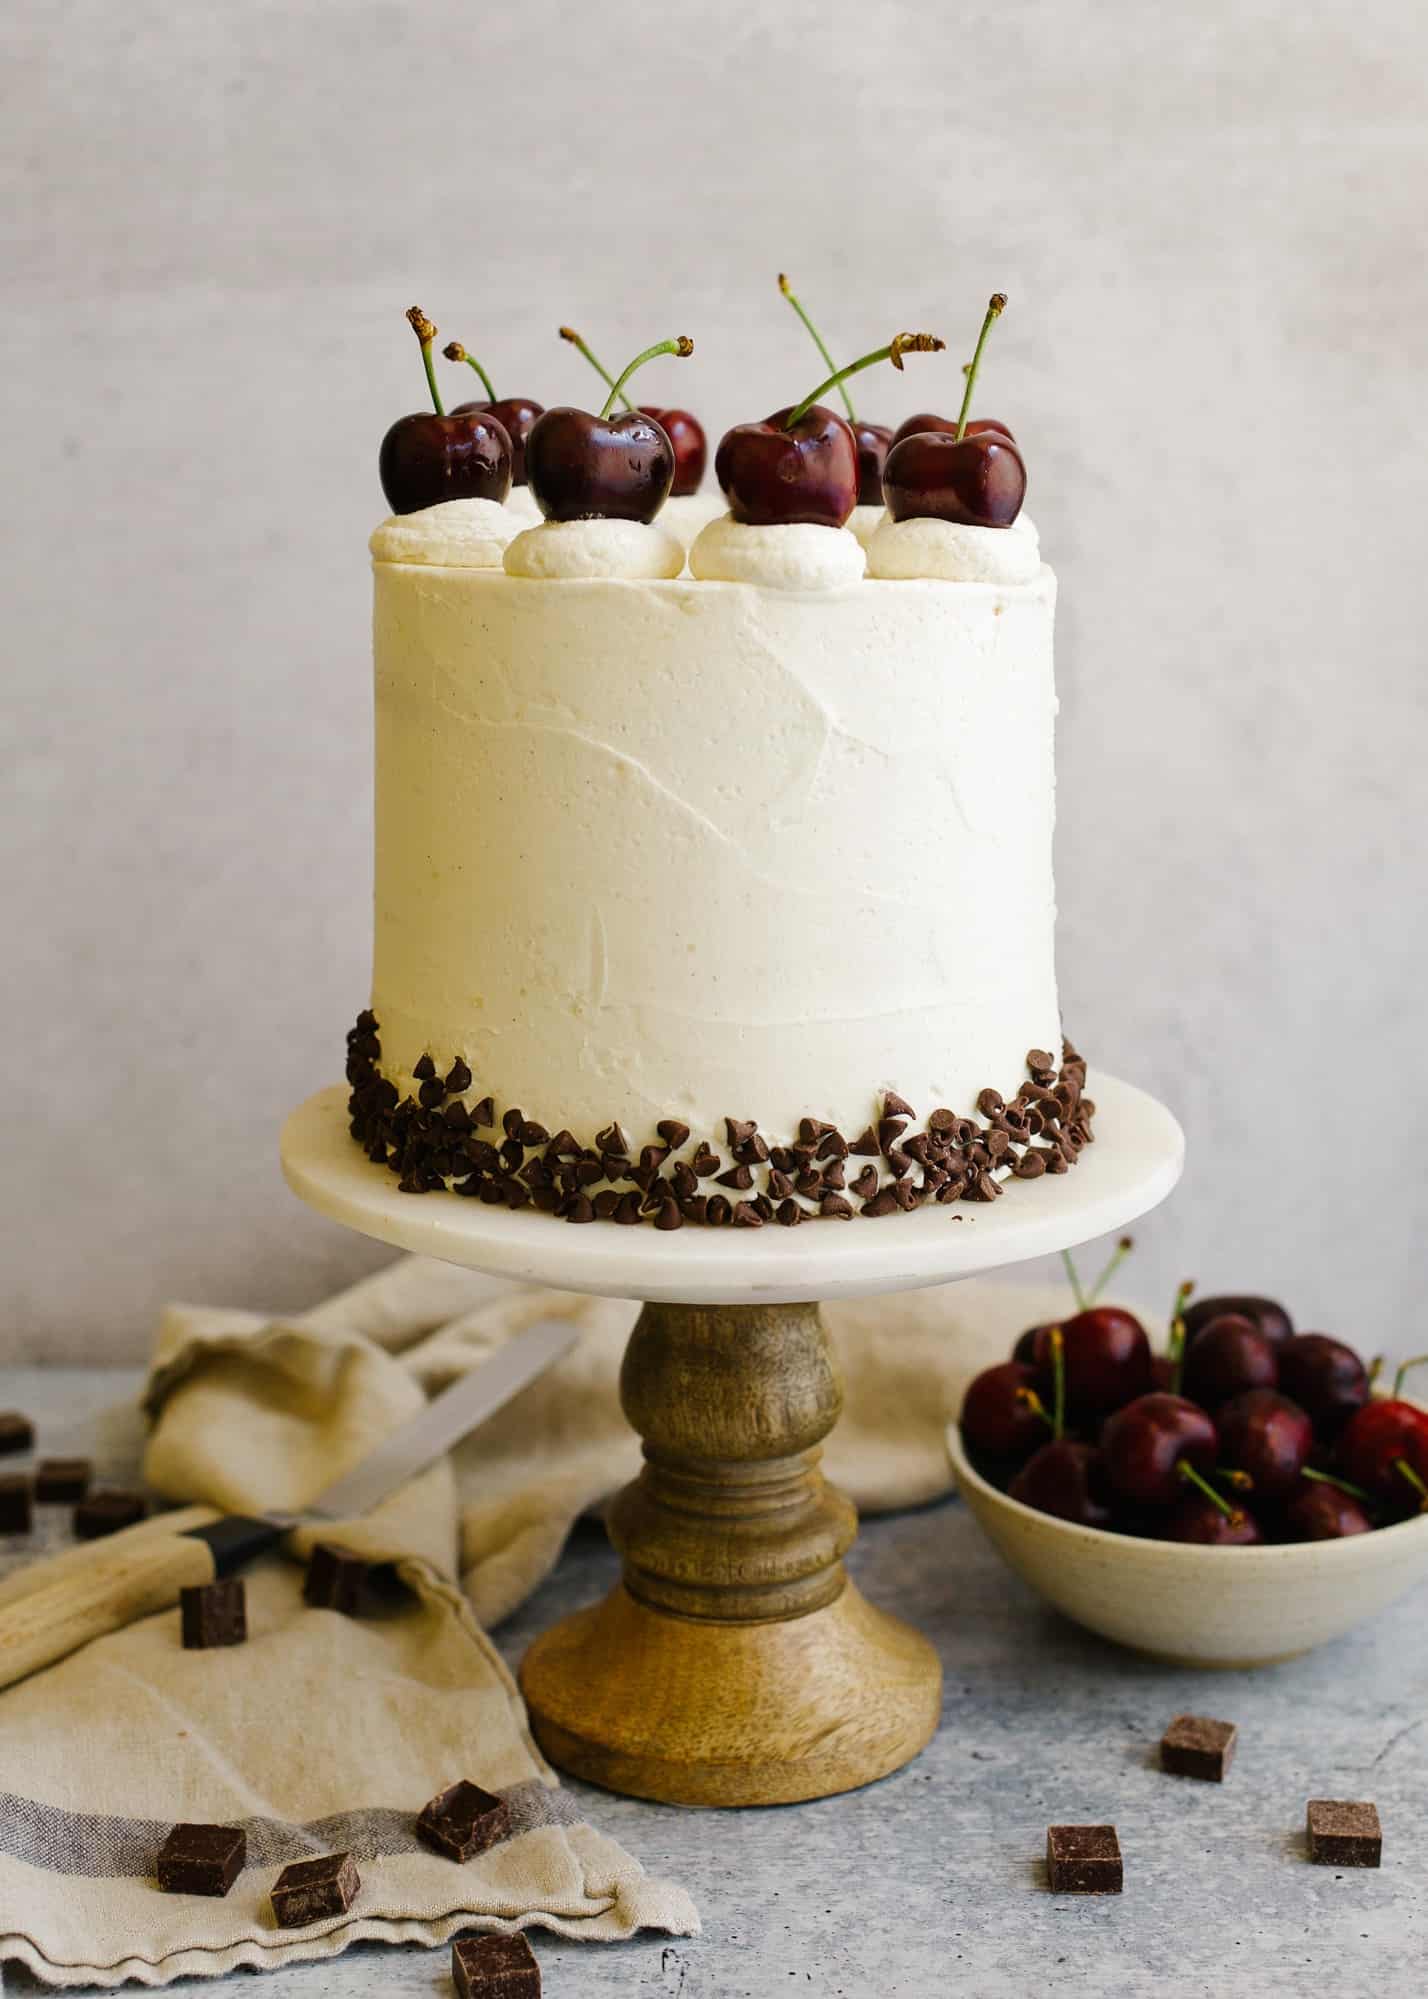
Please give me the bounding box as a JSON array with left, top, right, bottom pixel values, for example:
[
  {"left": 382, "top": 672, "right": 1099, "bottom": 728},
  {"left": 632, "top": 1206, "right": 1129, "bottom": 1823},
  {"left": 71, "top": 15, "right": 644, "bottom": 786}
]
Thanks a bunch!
[
  {"left": 848, "top": 503, "right": 886, "bottom": 550},
  {"left": 369, "top": 498, "right": 519, "bottom": 569},
  {"left": 867, "top": 512, "right": 1041, "bottom": 585},
  {"left": 659, "top": 491, "right": 729, "bottom": 550},
  {"left": 504, "top": 517, "right": 685, "bottom": 581},
  {"left": 689, "top": 516, "right": 867, "bottom": 590},
  {"left": 504, "top": 484, "right": 543, "bottom": 520}
]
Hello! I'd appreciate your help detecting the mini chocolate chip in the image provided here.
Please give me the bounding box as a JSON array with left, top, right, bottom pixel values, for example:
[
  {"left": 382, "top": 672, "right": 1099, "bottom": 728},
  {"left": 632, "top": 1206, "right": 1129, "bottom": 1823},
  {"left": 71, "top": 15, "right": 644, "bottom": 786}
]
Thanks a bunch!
[
  {"left": 682, "top": 1195, "right": 709, "bottom": 1224},
  {"left": 893, "top": 1177, "right": 920, "bottom": 1211},
  {"left": 519, "top": 1119, "right": 549, "bottom": 1146},
  {"left": 725, "top": 1117, "right": 757, "bottom": 1148},
  {"left": 821, "top": 1159, "right": 846, "bottom": 1191},
  {"left": 733, "top": 1201, "right": 764, "bottom": 1228},
  {"left": 356, "top": 1008, "right": 377, "bottom": 1034},
  {"left": 639, "top": 1143, "right": 670, "bottom": 1172},
  {"left": 596, "top": 1121, "right": 632, "bottom": 1157},
  {"left": 443, "top": 1100, "right": 471, "bottom": 1132},
  {"left": 1027, "top": 1049, "right": 1054, "bottom": 1074},
  {"left": 752, "top": 1193, "right": 775, "bottom": 1220},
  {"left": 798, "top": 1117, "right": 832, "bottom": 1144},
  {"left": 862, "top": 1188, "right": 899, "bottom": 1217},
  {"left": 887, "top": 1147, "right": 912, "bottom": 1179},
  {"left": 593, "top": 1189, "right": 621, "bottom": 1219},
  {"left": 928, "top": 1108, "right": 956, "bottom": 1133},
  {"left": 715, "top": 1164, "right": 753, "bottom": 1190},
  {"left": 654, "top": 1198, "right": 683, "bottom": 1231},
  {"left": 795, "top": 1167, "right": 823, "bottom": 1195},
  {"left": 471, "top": 1096, "right": 495, "bottom": 1127},
  {"left": 672, "top": 1161, "right": 698, "bottom": 1199},
  {"left": 1014, "top": 1150, "right": 1047, "bottom": 1178},
  {"left": 770, "top": 1146, "right": 794, "bottom": 1172},
  {"left": 848, "top": 1126, "right": 881, "bottom": 1157},
  {"left": 412, "top": 1054, "right": 436, "bottom": 1082},
  {"left": 706, "top": 1195, "right": 732, "bottom": 1226},
  {"left": 657, "top": 1120, "right": 691, "bottom": 1150},
  {"left": 768, "top": 1168, "right": 795, "bottom": 1200},
  {"left": 820, "top": 1193, "right": 853, "bottom": 1219},
  {"left": 546, "top": 1128, "right": 580, "bottom": 1157},
  {"left": 566, "top": 1195, "right": 595, "bottom": 1223},
  {"left": 850, "top": 1164, "right": 879, "bottom": 1200},
  {"left": 691, "top": 1146, "right": 721, "bottom": 1178},
  {"left": 418, "top": 1079, "right": 444, "bottom": 1109},
  {"left": 878, "top": 1117, "right": 907, "bottom": 1155},
  {"left": 733, "top": 1133, "right": 771, "bottom": 1165},
  {"left": 776, "top": 1198, "right": 802, "bottom": 1226},
  {"left": 817, "top": 1129, "right": 849, "bottom": 1160},
  {"left": 613, "top": 1193, "right": 642, "bottom": 1225},
  {"left": 977, "top": 1087, "right": 1004, "bottom": 1116},
  {"left": 445, "top": 1057, "right": 472, "bottom": 1094},
  {"left": 883, "top": 1091, "right": 916, "bottom": 1120}
]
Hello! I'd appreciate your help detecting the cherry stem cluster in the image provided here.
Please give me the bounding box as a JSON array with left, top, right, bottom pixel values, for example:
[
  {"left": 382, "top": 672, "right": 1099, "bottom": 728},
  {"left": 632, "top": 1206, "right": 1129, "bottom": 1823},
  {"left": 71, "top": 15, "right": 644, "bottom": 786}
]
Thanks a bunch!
[
  {"left": 560, "top": 326, "right": 634, "bottom": 411},
  {"left": 599, "top": 337, "right": 693, "bottom": 421},
  {"left": 1302, "top": 1465, "right": 1373, "bottom": 1504},
  {"left": 406, "top": 306, "right": 445, "bottom": 417},
  {"left": 783, "top": 333, "right": 944, "bottom": 431},
  {"left": 955, "top": 293, "right": 1006, "bottom": 442},
  {"left": 442, "top": 341, "right": 496, "bottom": 402},
  {"left": 778, "top": 274, "right": 856, "bottom": 421},
  {"left": 1167, "top": 1279, "right": 1196, "bottom": 1396},
  {"left": 1177, "top": 1458, "right": 1237, "bottom": 1521}
]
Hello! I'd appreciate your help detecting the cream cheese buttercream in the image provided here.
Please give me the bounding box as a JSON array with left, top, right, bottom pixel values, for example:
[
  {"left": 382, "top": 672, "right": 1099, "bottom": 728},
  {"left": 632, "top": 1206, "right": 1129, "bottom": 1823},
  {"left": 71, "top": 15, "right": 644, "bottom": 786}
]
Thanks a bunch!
[
  {"left": 504, "top": 518, "right": 685, "bottom": 580},
  {"left": 688, "top": 517, "right": 867, "bottom": 590}
]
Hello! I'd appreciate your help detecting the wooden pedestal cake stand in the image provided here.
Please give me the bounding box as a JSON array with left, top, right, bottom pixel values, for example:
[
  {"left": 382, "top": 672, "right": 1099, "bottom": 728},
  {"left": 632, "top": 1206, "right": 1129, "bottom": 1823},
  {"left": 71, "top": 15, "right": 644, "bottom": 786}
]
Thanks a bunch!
[{"left": 282, "top": 1072, "right": 1183, "bottom": 1808}]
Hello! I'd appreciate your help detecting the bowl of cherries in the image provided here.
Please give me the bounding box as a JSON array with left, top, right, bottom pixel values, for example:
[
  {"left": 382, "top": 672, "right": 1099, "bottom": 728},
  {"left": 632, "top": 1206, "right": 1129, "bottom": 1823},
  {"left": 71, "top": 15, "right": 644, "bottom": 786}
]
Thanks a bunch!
[{"left": 948, "top": 1241, "right": 1428, "bottom": 1666}]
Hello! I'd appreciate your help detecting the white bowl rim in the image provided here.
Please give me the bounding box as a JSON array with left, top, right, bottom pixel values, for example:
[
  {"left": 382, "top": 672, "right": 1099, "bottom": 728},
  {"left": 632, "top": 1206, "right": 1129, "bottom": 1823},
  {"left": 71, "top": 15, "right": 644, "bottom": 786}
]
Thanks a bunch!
[{"left": 947, "top": 1412, "right": 1428, "bottom": 1568}]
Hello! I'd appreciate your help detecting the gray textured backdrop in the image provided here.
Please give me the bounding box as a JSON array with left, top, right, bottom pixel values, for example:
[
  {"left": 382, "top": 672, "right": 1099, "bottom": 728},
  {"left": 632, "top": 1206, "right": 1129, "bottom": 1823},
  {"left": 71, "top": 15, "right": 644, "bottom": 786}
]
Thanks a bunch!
[{"left": 4, "top": 2, "right": 1425, "bottom": 1363}]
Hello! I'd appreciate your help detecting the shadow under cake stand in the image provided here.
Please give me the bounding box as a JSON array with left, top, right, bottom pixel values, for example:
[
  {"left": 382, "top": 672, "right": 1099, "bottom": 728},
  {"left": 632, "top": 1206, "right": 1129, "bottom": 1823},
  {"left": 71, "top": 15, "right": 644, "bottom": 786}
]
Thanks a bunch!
[{"left": 282, "top": 1072, "right": 1184, "bottom": 1808}]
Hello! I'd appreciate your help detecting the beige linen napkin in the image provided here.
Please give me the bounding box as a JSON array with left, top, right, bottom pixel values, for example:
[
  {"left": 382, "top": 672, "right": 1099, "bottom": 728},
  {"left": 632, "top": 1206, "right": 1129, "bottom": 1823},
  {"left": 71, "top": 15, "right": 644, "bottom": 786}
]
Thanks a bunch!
[{"left": 0, "top": 1257, "right": 1070, "bottom": 1986}]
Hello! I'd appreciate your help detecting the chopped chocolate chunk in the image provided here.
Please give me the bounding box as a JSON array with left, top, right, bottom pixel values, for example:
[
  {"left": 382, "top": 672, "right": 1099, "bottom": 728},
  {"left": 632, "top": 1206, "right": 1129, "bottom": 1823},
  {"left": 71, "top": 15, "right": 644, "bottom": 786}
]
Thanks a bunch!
[
  {"left": 74, "top": 1490, "right": 148, "bottom": 1540},
  {"left": 883, "top": 1090, "right": 916, "bottom": 1120},
  {"left": 452, "top": 1931, "right": 541, "bottom": 1998},
  {"left": 1046, "top": 1824, "right": 1122, "bottom": 1894},
  {"left": 181, "top": 1578, "right": 248, "bottom": 1650},
  {"left": 303, "top": 1543, "right": 372, "bottom": 1616},
  {"left": 732, "top": 1200, "right": 764, "bottom": 1227},
  {"left": 1307, "top": 1800, "right": 1381, "bottom": 1867},
  {"left": 715, "top": 1163, "right": 753, "bottom": 1190},
  {"left": 417, "top": 1780, "right": 510, "bottom": 1862},
  {"left": 657, "top": 1119, "right": 690, "bottom": 1151},
  {"left": 412, "top": 1053, "right": 437, "bottom": 1082},
  {"left": 34, "top": 1459, "right": 90, "bottom": 1502},
  {"left": 156, "top": 1823, "right": 246, "bottom": 1897},
  {"left": 1160, "top": 1714, "right": 1237, "bottom": 1782},
  {"left": 445, "top": 1057, "right": 472, "bottom": 1094},
  {"left": 848, "top": 1126, "right": 880, "bottom": 1156},
  {"left": 0, "top": 1476, "right": 33, "bottom": 1533},
  {"left": 271, "top": 1851, "right": 361, "bottom": 1926},
  {"left": 0, "top": 1412, "right": 33, "bottom": 1458}
]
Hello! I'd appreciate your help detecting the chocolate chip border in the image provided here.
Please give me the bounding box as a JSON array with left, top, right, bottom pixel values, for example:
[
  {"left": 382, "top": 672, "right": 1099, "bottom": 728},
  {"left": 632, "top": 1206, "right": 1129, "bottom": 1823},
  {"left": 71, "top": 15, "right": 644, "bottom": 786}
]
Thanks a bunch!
[{"left": 344, "top": 1012, "right": 1094, "bottom": 1228}]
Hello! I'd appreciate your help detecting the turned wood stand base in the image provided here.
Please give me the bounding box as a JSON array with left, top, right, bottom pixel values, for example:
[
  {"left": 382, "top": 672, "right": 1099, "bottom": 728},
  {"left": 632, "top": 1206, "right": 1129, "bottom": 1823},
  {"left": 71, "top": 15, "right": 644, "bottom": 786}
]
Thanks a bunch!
[{"left": 518, "top": 1300, "right": 942, "bottom": 1807}]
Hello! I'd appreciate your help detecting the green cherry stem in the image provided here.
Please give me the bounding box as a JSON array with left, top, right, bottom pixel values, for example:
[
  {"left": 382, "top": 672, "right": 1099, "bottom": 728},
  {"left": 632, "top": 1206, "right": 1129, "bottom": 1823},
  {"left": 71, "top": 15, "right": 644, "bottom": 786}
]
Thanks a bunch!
[
  {"left": 1177, "top": 1459, "right": 1236, "bottom": 1520},
  {"left": 1060, "top": 1248, "right": 1088, "bottom": 1314},
  {"left": 1014, "top": 1384, "right": 1055, "bottom": 1434},
  {"left": 1086, "top": 1236, "right": 1135, "bottom": 1309},
  {"left": 405, "top": 306, "right": 445, "bottom": 417},
  {"left": 777, "top": 274, "right": 855, "bottom": 422},
  {"left": 559, "top": 326, "right": 633, "bottom": 410},
  {"left": 1168, "top": 1279, "right": 1196, "bottom": 1396},
  {"left": 1301, "top": 1465, "right": 1374, "bottom": 1504},
  {"left": 599, "top": 337, "right": 693, "bottom": 422},
  {"left": 954, "top": 292, "right": 1007, "bottom": 442},
  {"left": 442, "top": 340, "right": 496, "bottom": 402},
  {"left": 783, "top": 332, "right": 945, "bottom": 431},
  {"left": 1393, "top": 1354, "right": 1428, "bottom": 1398},
  {"left": 1048, "top": 1324, "right": 1066, "bottom": 1442},
  {"left": 1393, "top": 1457, "right": 1428, "bottom": 1509}
]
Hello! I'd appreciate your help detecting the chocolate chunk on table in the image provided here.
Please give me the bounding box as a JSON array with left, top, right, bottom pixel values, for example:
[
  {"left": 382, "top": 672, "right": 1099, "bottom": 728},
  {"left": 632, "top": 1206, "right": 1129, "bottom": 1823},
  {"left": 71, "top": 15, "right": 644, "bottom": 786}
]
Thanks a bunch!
[
  {"left": 34, "top": 1458, "right": 91, "bottom": 1502},
  {"left": 181, "top": 1577, "right": 248, "bottom": 1649},
  {"left": 1046, "top": 1823, "right": 1123, "bottom": 1894},
  {"left": 74, "top": 1490, "right": 148, "bottom": 1540},
  {"left": 270, "top": 1851, "right": 360, "bottom": 1926},
  {"left": 0, "top": 1412, "right": 34, "bottom": 1458},
  {"left": 0, "top": 1476, "right": 33, "bottom": 1534},
  {"left": 1160, "top": 1713, "right": 1237, "bottom": 1782},
  {"left": 1307, "top": 1800, "right": 1382, "bottom": 1867},
  {"left": 452, "top": 1932, "right": 541, "bottom": 1997},
  {"left": 303, "top": 1542, "right": 371, "bottom": 1615},
  {"left": 156, "top": 1823, "right": 246, "bottom": 1897},
  {"left": 417, "top": 1779, "right": 510, "bottom": 1862}
]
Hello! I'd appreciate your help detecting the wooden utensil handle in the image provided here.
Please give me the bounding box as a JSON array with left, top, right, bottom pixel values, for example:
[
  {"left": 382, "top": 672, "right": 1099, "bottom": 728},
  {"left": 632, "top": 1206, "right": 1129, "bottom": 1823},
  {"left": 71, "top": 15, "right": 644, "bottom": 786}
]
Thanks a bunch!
[{"left": 0, "top": 1518, "right": 221, "bottom": 1691}]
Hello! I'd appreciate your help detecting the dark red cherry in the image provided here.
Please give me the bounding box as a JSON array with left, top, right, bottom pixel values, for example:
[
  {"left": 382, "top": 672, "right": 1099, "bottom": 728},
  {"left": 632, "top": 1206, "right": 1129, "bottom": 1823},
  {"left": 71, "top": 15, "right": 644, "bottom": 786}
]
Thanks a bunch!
[
  {"left": 1151, "top": 1354, "right": 1177, "bottom": 1393},
  {"left": 1181, "top": 1314, "right": 1279, "bottom": 1409},
  {"left": 524, "top": 407, "right": 675, "bottom": 523},
  {"left": 641, "top": 407, "right": 707, "bottom": 495},
  {"left": 852, "top": 421, "right": 894, "bottom": 505},
  {"left": 1215, "top": 1389, "right": 1314, "bottom": 1502},
  {"left": 379, "top": 411, "right": 512, "bottom": 515},
  {"left": 1337, "top": 1398, "right": 1428, "bottom": 1508},
  {"left": 1101, "top": 1393, "right": 1218, "bottom": 1508},
  {"left": 1167, "top": 1494, "right": 1263, "bottom": 1545},
  {"left": 882, "top": 429, "right": 1027, "bottom": 529},
  {"left": 1283, "top": 1480, "right": 1374, "bottom": 1541},
  {"left": 1277, "top": 1333, "right": 1371, "bottom": 1441},
  {"left": 1182, "top": 1294, "right": 1294, "bottom": 1349},
  {"left": 715, "top": 405, "right": 859, "bottom": 529},
  {"left": 889, "top": 411, "right": 1016, "bottom": 448},
  {"left": 1020, "top": 1308, "right": 1152, "bottom": 1419},
  {"left": 450, "top": 396, "right": 544, "bottom": 485},
  {"left": 1008, "top": 1440, "right": 1114, "bottom": 1528},
  {"left": 960, "top": 1361, "right": 1048, "bottom": 1464}
]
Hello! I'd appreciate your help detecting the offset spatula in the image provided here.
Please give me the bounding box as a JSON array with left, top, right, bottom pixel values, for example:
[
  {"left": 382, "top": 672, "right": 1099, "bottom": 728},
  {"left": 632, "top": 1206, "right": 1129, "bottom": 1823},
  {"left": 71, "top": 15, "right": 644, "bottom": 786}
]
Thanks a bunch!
[{"left": 0, "top": 1318, "right": 579, "bottom": 1692}]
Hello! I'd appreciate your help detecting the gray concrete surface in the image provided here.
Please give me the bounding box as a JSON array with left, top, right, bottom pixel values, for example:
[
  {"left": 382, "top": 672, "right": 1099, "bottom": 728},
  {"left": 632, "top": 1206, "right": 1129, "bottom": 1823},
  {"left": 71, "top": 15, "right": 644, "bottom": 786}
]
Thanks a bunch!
[
  {"left": 1, "top": 1368, "right": 1424, "bottom": 1997},
  {"left": 4, "top": 1, "right": 1427, "bottom": 1360}
]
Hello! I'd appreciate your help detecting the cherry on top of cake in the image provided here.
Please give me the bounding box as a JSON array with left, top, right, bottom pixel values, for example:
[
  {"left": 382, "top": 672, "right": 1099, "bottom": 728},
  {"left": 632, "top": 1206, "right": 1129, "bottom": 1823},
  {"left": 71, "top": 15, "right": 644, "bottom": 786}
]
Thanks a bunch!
[
  {"left": 519, "top": 335, "right": 695, "bottom": 523},
  {"left": 714, "top": 329, "right": 945, "bottom": 532},
  {"left": 777, "top": 272, "right": 894, "bottom": 508},
  {"left": 379, "top": 308, "right": 515, "bottom": 516},
  {"left": 441, "top": 339, "right": 544, "bottom": 488},
  {"left": 559, "top": 325, "right": 707, "bottom": 497},
  {"left": 882, "top": 294, "right": 1028, "bottom": 530}
]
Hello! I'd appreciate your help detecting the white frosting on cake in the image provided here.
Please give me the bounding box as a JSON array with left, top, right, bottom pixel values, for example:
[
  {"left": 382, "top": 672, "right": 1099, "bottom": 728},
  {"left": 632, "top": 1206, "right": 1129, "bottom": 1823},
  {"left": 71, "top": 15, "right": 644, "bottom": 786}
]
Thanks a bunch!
[
  {"left": 368, "top": 498, "right": 518, "bottom": 568},
  {"left": 848, "top": 503, "right": 886, "bottom": 549},
  {"left": 369, "top": 555, "right": 1061, "bottom": 1149},
  {"left": 689, "top": 517, "right": 867, "bottom": 590},
  {"left": 504, "top": 518, "right": 685, "bottom": 580},
  {"left": 868, "top": 513, "right": 1041, "bottom": 584}
]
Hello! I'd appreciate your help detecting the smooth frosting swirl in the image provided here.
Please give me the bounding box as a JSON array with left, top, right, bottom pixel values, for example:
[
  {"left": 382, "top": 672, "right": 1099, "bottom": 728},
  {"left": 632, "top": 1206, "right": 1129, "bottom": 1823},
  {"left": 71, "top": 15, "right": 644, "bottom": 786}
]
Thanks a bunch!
[
  {"left": 369, "top": 498, "right": 519, "bottom": 569},
  {"left": 689, "top": 516, "right": 867, "bottom": 590},
  {"left": 867, "top": 513, "right": 1040, "bottom": 584},
  {"left": 504, "top": 518, "right": 685, "bottom": 580}
]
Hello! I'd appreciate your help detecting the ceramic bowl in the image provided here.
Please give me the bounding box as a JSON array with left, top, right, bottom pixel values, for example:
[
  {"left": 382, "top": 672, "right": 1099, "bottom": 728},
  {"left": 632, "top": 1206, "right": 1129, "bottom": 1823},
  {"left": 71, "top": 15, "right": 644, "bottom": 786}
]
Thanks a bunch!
[{"left": 947, "top": 1419, "right": 1428, "bottom": 1667}]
